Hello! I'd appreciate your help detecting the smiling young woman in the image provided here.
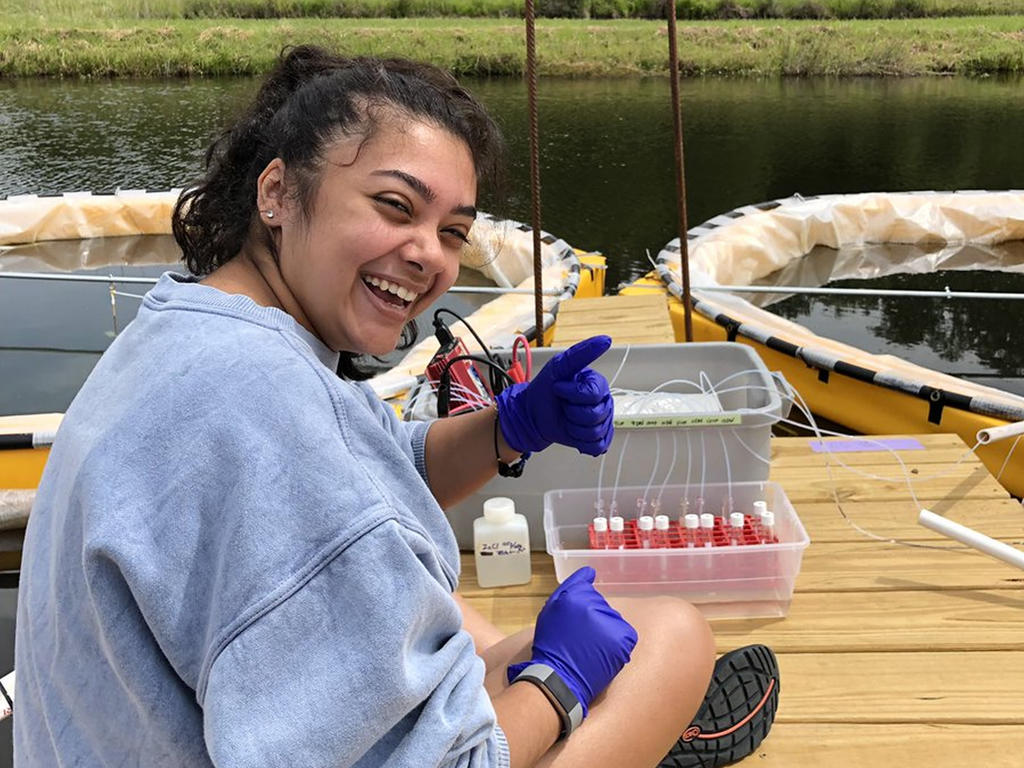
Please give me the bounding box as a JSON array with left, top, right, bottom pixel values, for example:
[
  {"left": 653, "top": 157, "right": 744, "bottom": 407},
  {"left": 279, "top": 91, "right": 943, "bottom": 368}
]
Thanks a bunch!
[
  {"left": 203, "top": 119, "right": 478, "bottom": 357},
  {"left": 13, "top": 46, "right": 774, "bottom": 768}
]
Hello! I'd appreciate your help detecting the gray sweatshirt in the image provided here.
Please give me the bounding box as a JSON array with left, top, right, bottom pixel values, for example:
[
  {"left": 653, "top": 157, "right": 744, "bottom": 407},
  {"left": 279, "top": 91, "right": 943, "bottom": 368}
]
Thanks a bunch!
[{"left": 14, "top": 273, "right": 509, "bottom": 767}]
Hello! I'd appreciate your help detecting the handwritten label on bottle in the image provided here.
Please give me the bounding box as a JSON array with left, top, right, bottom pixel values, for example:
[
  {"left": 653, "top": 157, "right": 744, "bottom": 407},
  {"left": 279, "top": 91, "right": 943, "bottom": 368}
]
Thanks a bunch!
[{"left": 479, "top": 540, "right": 528, "bottom": 557}]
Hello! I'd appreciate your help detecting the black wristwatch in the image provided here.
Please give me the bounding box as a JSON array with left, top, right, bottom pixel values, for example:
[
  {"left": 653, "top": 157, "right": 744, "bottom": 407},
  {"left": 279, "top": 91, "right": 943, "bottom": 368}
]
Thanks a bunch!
[
  {"left": 497, "top": 453, "right": 529, "bottom": 478},
  {"left": 493, "top": 409, "right": 530, "bottom": 478},
  {"left": 510, "top": 663, "right": 584, "bottom": 740}
]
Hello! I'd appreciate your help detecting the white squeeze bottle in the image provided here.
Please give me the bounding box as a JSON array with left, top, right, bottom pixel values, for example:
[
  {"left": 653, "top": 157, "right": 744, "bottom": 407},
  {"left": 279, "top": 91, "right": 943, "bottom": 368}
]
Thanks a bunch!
[{"left": 474, "top": 497, "right": 532, "bottom": 588}]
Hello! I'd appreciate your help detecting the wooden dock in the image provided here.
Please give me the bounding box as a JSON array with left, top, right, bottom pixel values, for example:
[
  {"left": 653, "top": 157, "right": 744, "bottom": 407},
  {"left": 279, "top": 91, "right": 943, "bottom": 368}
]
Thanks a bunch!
[
  {"left": 458, "top": 433, "right": 1024, "bottom": 767},
  {"left": 551, "top": 294, "right": 675, "bottom": 347}
]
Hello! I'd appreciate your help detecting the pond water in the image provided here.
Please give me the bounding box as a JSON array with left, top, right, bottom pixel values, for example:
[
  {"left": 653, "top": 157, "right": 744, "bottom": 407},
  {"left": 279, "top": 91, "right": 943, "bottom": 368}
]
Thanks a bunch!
[{"left": 4, "top": 75, "right": 1024, "bottom": 412}]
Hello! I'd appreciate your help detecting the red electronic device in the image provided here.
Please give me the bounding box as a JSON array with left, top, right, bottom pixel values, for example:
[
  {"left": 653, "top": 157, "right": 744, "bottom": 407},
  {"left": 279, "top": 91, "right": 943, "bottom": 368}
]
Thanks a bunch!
[{"left": 426, "top": 326, "right": 494, "bottom": 416}]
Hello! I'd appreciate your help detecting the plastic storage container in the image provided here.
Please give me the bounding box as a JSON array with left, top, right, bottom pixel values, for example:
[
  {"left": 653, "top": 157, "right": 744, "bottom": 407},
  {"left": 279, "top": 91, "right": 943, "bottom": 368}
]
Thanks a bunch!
[
  {"left": 438, "top": 342, "right": 793, "bottom": 551},
  {"left": 544, "top": 481, "right": 810, "bottom": 619}
]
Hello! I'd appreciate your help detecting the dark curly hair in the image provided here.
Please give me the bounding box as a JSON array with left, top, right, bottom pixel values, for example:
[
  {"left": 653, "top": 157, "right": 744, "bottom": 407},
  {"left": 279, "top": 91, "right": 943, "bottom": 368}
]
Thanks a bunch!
[{"left": 172, "top": 45, "right": 505, "bottom": 379}]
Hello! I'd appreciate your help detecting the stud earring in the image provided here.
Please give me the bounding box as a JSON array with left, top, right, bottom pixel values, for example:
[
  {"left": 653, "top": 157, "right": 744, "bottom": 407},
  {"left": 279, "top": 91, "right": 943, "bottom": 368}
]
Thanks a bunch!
[{"left": 264, "top": 210, "right": 275, "bottom": 219}]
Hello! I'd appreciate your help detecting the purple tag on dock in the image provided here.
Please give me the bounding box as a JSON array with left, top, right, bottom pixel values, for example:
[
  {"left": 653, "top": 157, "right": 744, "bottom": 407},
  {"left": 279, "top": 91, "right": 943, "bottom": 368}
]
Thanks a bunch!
[{"left": 810, "top": 437, "right": 925, "bottom": 453}]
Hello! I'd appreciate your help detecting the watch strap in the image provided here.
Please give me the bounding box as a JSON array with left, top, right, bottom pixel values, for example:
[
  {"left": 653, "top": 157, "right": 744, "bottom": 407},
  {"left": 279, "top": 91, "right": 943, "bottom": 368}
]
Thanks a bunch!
[
  {"left": 494, "top": 408, "right": 530, "bottom": 478},
  {"left": 510, "top": 663, "right": 584, "bottom": 739}
]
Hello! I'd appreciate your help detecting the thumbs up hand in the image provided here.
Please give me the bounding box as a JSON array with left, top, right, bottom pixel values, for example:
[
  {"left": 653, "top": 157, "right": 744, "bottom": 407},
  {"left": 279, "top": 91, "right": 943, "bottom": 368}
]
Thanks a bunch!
[{"left": 495, "top": 335, "right": 615, "bottom": 457}]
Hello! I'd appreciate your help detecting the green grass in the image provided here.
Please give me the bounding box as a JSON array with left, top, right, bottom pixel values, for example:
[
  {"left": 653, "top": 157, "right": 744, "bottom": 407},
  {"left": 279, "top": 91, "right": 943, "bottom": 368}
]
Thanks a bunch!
[
  {"left": 2, "top": 17, "right": 1024, "bottom": 77},
  {"left": 8, "top": 0, "right": 1024, "bottom": 18}
]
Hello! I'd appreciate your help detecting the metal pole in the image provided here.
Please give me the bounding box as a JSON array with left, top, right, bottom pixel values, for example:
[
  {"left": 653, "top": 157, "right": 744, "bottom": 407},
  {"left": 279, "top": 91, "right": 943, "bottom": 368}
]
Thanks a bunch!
[
  {"left": 5, "top": 270, "right": 1023, "bottom": 301},
  {"left": 524, "top": 0, "right": 544, "bottom": 346},
  {"left": 631, "top": 281, "right": 1024, "bottom": 300},
  {"left": 0, "top": 272, "right": 160, "bottom": 284},
  {"left": 666, "top": 0, "right": 693, "bottom": 342},
  {"left": 0, "top": 272, "right": 561, "bottom": 296}
]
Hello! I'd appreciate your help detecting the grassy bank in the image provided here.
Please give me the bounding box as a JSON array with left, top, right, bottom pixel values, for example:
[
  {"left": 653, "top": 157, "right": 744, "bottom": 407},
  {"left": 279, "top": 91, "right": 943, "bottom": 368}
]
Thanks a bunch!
[
  {"left": 10, "top": 0, "right": 1024, "bottom": 18},
  {"left": 2, "top": 17, "right": 1024, "bottom": 77}
]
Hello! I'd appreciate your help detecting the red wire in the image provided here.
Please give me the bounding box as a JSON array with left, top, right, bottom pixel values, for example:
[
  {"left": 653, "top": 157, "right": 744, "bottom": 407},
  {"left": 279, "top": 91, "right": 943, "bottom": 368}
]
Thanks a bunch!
[{"left": 510, "top": 335, "right": 532, "bottom": 383}]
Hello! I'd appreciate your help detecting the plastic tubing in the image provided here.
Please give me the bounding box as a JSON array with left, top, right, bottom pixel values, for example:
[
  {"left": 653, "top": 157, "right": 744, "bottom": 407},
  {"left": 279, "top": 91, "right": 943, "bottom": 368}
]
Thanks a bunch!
[
  {"left": 713, "top": 377, "right": 982, "bottom": 486},
  {"left": 608, "top": 344, "right": 632, "bottom": 390},
  {"left": 642, "top": 432, "right": 661, "bottom": 509},
  {"left": 995, "top": 435, "right": 1022, "bottom": 481},
  {"left": 718, "top": 430, "right": 733, "bottom": 510},
  {"left": 611, "top": 433, "right": 632, "bottom": 514},
  {"left": 635, "top": 377, "right": 706, "bottom": 400},
  {"left": 655, "top": 433, "right": 678, "bottom": 509},
  {"left": 699, "top": 432, "right": 706, "bottom": 501},
  {"left": 977, "top": 420, "right": 1024, "bottom": 445},
  {"left": 918, "top": 509, "right": 1024, "bottom": 571},
  {"left": 596, "top": 442, "right": 609, "bottom": 511},
  {"left": 684, "top": 431, "right": 693, "bottom": 507},
  {"left": 697, "top": 373, "right": 925, "bottom": 545},
  {"left": 660, "top": 370, "right": 996, "bottom": 552}
]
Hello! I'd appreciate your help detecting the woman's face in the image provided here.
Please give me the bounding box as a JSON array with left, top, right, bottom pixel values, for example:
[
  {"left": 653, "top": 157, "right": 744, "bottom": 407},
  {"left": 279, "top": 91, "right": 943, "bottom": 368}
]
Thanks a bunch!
[{"left": 273, "top": 119, "right": 477, "bottom": 355}]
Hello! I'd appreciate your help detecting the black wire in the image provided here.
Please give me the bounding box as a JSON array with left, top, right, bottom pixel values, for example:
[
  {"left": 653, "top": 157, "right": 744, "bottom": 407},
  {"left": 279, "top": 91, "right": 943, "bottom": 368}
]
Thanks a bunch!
[
  {"left": 441, "top": 354, "right": 515, "bottom": 390},
  {"left": 433, "top": 307, "right": 507, "bottom": 393},
  {"left": 433, "top": 308, "right": 494, "bottom": 362}
]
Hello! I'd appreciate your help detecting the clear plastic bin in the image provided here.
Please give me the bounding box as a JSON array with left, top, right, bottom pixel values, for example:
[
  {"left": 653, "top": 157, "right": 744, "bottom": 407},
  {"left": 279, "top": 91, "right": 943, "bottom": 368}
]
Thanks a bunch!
[
  {"left": 437, "top": 342, "right": 793, "bottom": 551},
  {"left": 544, "top": 481, "right": 810, "bottom": 619}
]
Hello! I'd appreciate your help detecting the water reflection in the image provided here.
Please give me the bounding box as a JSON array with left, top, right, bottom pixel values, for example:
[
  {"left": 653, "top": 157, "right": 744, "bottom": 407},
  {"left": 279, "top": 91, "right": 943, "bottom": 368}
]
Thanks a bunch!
[
  {"left": 762, "top": 242, "right": 1024, "bottom": 394},
  {"left": 3, "top": 75, "right": 1024, "bottom": 407},
  {"left": 0, "top": 235, "right": 491, "bottom": 414}
]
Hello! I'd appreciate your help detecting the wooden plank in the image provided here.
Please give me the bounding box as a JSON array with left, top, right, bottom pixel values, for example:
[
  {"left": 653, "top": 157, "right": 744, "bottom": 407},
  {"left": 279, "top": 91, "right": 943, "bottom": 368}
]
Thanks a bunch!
[
  {"left": 754, "top": 723, "right": 1024, "bottom": 768},
  {"left": 793, "top": 498, "right": 1024, "bottom": 544},
  {"left": 551, "top": 294, "right": 674, "bottom": 347},
  {"left": 461, "top": 589, "right": 1024, "bottom": 654},
  {"left": 797, "top": 541, "right": 1024, "bottom": 592},
  {"left": 712, "top": 588, "right": 1024, "bottom": 653},
  {"left": 775, "top": 651, "right": 1024, "bottom": 725},
  {"left": 770, "top": 434, "right": 985, "bottom": 470}
]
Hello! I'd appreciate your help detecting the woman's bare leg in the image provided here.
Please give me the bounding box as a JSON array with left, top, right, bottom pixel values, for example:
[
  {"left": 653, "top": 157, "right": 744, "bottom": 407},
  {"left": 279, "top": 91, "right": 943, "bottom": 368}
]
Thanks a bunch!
[{"left": 478, "top": 596, "right": 715, "bottom": 768}]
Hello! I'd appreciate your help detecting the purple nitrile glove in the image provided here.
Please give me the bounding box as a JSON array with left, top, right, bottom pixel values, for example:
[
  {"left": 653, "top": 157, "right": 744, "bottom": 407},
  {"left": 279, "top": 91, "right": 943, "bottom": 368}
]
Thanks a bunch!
[
  {"left": 495, "top": 335, "right": 615, "bottom": 457},
  {"left": 507, "top": 566, "right": 637, "bottom": 718}
]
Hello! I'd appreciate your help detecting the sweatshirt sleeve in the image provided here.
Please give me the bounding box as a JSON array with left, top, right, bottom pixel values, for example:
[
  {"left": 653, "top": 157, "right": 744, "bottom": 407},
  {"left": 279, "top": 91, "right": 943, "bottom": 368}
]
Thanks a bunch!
[
  {"left": 352, "top": 381, "right": 433, "bottom": 483},
  {"left": 200, "top": 516, "right": 509, "bottom": 768}
]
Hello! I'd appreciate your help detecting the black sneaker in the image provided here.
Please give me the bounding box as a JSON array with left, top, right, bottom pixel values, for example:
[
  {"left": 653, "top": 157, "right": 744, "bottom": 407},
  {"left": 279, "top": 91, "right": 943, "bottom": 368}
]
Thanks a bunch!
[{"left": 659, "top": 644, "right": 779, "bottom": 768}]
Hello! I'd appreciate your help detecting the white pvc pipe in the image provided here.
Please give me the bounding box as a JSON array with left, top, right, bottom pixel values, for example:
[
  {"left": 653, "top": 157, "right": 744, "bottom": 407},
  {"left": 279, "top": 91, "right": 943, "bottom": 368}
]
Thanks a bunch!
[
  {"left": 918, "top": 509, "right": 1024, "bottom": 571},
  {"left": 976, "top": 420, "right": 1024, "bottom": 445}
]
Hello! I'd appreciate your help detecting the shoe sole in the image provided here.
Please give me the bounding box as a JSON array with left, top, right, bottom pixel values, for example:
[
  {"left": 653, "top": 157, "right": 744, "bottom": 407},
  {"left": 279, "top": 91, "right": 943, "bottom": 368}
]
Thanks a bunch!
[{"left": 659, "top": 644, "right": 779, "bottom": 768}]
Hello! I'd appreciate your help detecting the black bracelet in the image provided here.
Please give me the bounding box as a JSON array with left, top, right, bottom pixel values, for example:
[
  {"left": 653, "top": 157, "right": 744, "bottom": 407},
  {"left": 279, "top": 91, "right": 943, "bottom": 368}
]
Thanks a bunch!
[
  {"left": 493, "top": 409, "right": 528, "bottom": 478},
  {"left": 510, "top": 663, "right": 584, "bottom": 740}
]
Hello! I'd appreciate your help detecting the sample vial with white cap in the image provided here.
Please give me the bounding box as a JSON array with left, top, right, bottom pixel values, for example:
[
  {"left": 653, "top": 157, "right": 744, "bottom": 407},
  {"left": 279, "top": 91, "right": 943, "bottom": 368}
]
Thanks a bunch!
[
  {"left": 592, "top": 516, "right": 609, "bottom": 549},
  {"left": 637, "top": 515, "right": 655, "bottom": 548},
  {"left": 653, "top": 514, "right": 670, "bottom": 548},
  {"left": 729, "top": 512, "right": 745, "bottom": 545},
  {"left": 683, "top": 513, "right": 699, "bottom": 548},
  {"left": 474, "top": 497, "right": 531, "bottom": 588},
  {"left": 699, "top": 512, "right": 715, "bottom": 547}
]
